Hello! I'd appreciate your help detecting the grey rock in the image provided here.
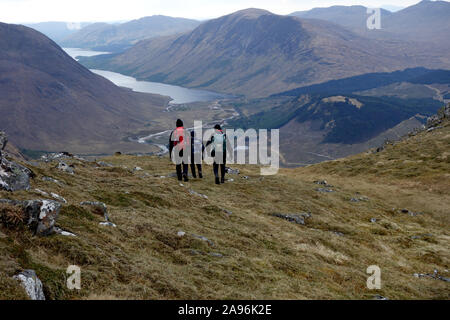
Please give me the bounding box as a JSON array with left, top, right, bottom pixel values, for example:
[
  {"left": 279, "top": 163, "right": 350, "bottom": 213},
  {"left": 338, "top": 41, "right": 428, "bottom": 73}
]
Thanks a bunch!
[
  {"left": 0, "top": 199, "right": 61, "bottom": 236},
  {"left": 372, "top": 294, "right": 389, "bottom": 300},
  {"left": 370, "top": 218, "right": 377, "bottom": 223},
  {"left": 42, "top": 176, "right": 62, "bottom": 185},
  {"left": 316, "top": 188, "right": 335, "bottom": 193},
  {"left": 189, "top": 189, "right": 208, "bottom": 199},
  {"left": 314, "top": 180, "right": 333, "bottom": 187},
  {"left": 332, "top": 231, "right": 345, "bottom": 237},
  {"left": 177, "top": 231, "right": 186, "bottom": 237},
  {"left": 133, "top": 166, "right": 143, "bottom": 172},
  {"left": 13, "top": 270, "right": 45, "bottom": 300},
  {"left": 350, "top": 196, "right": 369, "bottom": 203},
  {"left": 209, "top": 252, "right": 223, "bottom": 258},
  {"left": 0, "top": 157, "right": 33, "bottom": 191},
  {"left": 222, "top": 209, "right": 233, "bottom": 216},
  {"left": 96, "top": 161, "right": 113, "bottom": 167},
  {"left": 0, "top": 130, "right": 7, "bottom": 153},
  {"left": 399, "top": 209, "right": 423, "bottom": 217},
  {"left": 99, "top": 221, "right": 117, "bottom": 228},
  {"left": 413, "top": 270, "right": 450, "bottom": 282},
  {"left": 272, "top": 212, "right": 311, "bottom": 225},
  {"left": 51, "top": 192, "right": 67, "bottom": 204},
  {"left": 192, "top": 234, "right": 214, "bottom": 246},
  {"left": 57, "top": 161, "right": 74, "bottom": 174},
  {"left": 225, "top": 167, "right": 240, "bottom": 175},
  {"left": 241, "top": 176, "right": 249, "bottom": 180},
  {"left": 54, "top": 227, "right": 76, "bottom": 237},
  {"left": 80, "top": 201, "right": 110, "bottom": 221}
]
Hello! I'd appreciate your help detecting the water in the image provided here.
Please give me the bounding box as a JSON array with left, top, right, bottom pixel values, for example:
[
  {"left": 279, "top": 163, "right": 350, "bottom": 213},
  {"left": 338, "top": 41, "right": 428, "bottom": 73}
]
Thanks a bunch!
[
  {"left": 63, "top": 48, "right": 230, "bottom": 104},
  {"left": 64, "top": 48, "right": 111, "bottom": 60}
]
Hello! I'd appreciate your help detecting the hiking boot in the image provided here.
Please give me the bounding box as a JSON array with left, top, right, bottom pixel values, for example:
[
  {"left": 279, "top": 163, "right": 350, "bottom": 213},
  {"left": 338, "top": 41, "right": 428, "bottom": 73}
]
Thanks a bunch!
[
  {"left": 215, "top": 177, "right": 220, "bottom": 185},
  {"left": 221, "top": 177, "right": 225, "bottom": 184},
  {"left": 199, "top": 172, "right": 203, "bottom": 179},
  {"left": 183, "top": 174, "right": 189, "bottom": 182}
]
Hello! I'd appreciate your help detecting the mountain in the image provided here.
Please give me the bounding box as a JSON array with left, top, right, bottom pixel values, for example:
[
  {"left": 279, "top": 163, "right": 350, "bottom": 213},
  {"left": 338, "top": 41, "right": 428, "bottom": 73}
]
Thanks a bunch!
[
  {"left": 80, "top": 8, "right": 448, "bottom": 98},
  {"left": 1, "top": 106, "right": 449, "bottom": 299},
  {"left": 291, "top": 1, "right": 450, "bottom": 44},
  {"left": 0, "top": 22, "right": 169, "bottom": 154},
  {"left": 60, "top": 15, "right": 200, "bottom": 52},
  {"left": 25, "top": 21, "right": 92, "bottom": 43},
  {"left": 290, "top": 5, "right": 393, "bottom": 31}
]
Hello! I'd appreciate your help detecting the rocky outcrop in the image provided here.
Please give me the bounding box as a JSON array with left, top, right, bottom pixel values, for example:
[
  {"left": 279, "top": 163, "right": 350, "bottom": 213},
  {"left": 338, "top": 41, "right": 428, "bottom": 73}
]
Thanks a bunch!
[
  {"left": 427, "top": 103, "right": 450, "bottom": 127},
  {"left": 272, "top": 212, "right": 312, "bottom": 225},
  {"left": 13, "top": 270, "right": 45, "bottom": 300},
  {"left": 0, "top": 131, "right": 33, "bottom": 192},
  {"left": 0, "top": 199, "right": 61, "bottom": 236}
]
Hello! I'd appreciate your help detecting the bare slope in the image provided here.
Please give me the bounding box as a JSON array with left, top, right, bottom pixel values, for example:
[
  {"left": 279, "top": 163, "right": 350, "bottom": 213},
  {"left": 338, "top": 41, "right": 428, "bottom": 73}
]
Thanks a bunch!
[{"left": 0, "top": 115, "right": 448, "bottom": 300}]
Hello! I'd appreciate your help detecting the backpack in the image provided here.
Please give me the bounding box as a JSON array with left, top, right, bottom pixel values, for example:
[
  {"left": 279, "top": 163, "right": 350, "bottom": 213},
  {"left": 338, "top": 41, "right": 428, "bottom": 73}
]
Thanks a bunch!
[
  {"left": 213, "top": 132, "right": 226, "bottom": 153},
  {"left": 173, "top": 127, "right": 186, "bottom": 150}
]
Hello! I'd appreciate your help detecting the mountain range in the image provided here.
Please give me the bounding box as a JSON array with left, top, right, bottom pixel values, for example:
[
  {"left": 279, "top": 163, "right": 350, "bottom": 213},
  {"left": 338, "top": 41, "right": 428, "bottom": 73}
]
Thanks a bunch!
[
  {"left": 59, "top": 15, "right": 200, "bottom": 52},
  {"left": 80, "top": 7, "right": 449, "bottom": 98},
  {"left": 24, "top": 21, "right": 92, "bottom": 42},
  {"left": 291, "top": 0, "right": 450, "bottom": 44},
  {"left": 0, "top": 23, "right": 169, "bottom": 154}
]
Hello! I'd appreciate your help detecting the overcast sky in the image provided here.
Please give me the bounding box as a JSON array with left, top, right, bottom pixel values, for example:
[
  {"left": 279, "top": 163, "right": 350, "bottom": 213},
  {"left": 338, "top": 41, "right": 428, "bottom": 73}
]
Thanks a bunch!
[{"left": 0, "top": 0, "right": 439, "bottom": 23}]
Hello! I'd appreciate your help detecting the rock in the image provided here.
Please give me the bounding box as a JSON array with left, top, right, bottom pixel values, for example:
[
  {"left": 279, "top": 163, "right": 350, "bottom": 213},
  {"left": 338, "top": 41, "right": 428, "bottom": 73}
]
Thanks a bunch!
[
  {"left": 80, "top": 201, "right": 110, "bottom": 221},
  {"left": 332, "top": 231, "right": 345, "bottom": 237},
  {"left": 34, "top": 189, "right": 49, "bottom": 197},
  {"left": 13, "top": 270, "right": 45, "bottom": 300},
  {"left": 314, "top": 180, "right": 333, "bottom": 187},
  {"left": 51, "top": 193, "right": 67, "bottom": 204},
  {"left": 168, "top": 172, "right": 178, "bottom": 178},
  {"left": 209, "top": 252, "right": 223, "bottom": 258},
  {"left": 96, "top": 161, "right": 113, "bottom": 167},
  {"left": 177, "top": 231, "right": 186, "bottom": 237},
  {"left": 413, "top": 270, "right": 450, "bottom": 282},
  {"left": 398, "top": 209, "right": 423, "bottom": 217},
  {"left": 272, "top": 212, "right": 311, "bottom": 225},
  {"left": 410, "top": 233, "right": 432, "bottom": 240},
  {"left": 99, "top": 222, "right": 117, "bottom": 228},
  {"left": 350, "top": 196, "right": 369, "bottom": 203},
  {"left": 0, "top": 131, "right": 8, "bottom": 154},
  {"left": 372, "top": 294, "right": 389, "bottom": 300},
  {"left": 227, "top": 178, "right": 234, "bottom": 182},
  {"left": 370, "top": 218, "right": 377, "bottom": 223},
  {"left": 222, "top": 208, "right": 233, "bottom": 216},
  {"left": 189, "top": 189, "right": 208, "bottom": 199},
  {"left": 42, "top": 176, "right": 62, "bottom": 185},
  {"left": 57, "top": 161, "right": 74, "bottom": 175},
  {"left": 225, "top": 167, "right": 240, "bottom": 175},
  {"left": 241, "top": 176, "right": 249, "bottom": 180},
  {"left": 192, "top": 234, "right": 214, "bottom": 246},
  {"left": 316, "top": 188, "right": 335, "bottom": 193},
  {"left": 0, "top": 199, "right": 61, "bottom": 236},
  {"left": 133, "top": 167, "right": 143, "bottom": 172},
  {"left": 0, "top": 156, "right": 33, "bottom": 192},
  {"left": 54, "top": 227, "right": 76, "bottom": 237}
]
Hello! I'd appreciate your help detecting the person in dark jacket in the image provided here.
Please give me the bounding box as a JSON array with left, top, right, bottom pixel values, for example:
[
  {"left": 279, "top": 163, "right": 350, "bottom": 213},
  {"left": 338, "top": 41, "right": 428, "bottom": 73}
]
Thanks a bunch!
[
  {"left": 206, "top": 124, "right": 230, "bottom": 185},
  {"left": 169, "top": 119, "right": 189, "bottom": 182},
  {"left": 190, "top": 130, "right": 204, "bottom": 178}
]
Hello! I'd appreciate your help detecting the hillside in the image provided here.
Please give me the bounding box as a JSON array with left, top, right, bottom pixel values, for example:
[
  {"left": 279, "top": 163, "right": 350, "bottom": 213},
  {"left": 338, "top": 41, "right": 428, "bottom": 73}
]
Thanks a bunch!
[
  {"left": 60, "top": 16, "right": 200, "bottom": 52},
  {"left": 0, "top": 106, "right": 448, "bottom": 300},
  {"left": 291, "top": 1, "right": 450, "bottom": 45},
  {"left": 0, "top": 22, "right": 171, "bottom": 155},
  {"left": 80, "top": 8, "right": 449, "bottom": 98},
  {"left": 25, "top": 21, "right": 92, "bottom": 43}
]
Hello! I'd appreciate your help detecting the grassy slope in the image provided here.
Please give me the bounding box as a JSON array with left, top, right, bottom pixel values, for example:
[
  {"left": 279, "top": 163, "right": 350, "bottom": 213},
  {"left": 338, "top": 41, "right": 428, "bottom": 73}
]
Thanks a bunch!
[{"left": 0, "top": 121, "right": 448, "bottom": 300}]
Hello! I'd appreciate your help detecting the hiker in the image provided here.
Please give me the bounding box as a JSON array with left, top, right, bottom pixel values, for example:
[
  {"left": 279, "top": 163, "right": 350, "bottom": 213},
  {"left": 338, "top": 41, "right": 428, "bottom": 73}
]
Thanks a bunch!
[
  {"left": 190, "top": 130, "right": 204, "bottom": 178},
  {"left": 169, "top": 119, "right": 189, "bottom": 182},
  {"left": 206, "top": 124, "right": 230, "bottom": 185}
]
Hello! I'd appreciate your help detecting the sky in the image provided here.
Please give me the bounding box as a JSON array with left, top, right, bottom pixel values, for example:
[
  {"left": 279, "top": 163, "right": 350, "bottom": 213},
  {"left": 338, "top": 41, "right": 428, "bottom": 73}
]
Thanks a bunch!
[{"left": 0, "top": 0, "right": 439, "bottom": 23}]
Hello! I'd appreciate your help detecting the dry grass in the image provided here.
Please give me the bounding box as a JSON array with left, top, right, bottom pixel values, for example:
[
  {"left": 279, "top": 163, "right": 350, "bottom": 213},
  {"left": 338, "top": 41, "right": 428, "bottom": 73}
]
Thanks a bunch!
[{"left": 0, "top": 122, "right": 449, "bottom": 300}]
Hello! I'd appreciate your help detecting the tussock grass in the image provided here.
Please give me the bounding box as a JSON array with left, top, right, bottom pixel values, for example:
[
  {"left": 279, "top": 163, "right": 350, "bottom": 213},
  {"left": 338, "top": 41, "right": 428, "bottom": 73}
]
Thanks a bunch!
[{"left": 0, "top": 122, "right": 449, "bottom": 300}]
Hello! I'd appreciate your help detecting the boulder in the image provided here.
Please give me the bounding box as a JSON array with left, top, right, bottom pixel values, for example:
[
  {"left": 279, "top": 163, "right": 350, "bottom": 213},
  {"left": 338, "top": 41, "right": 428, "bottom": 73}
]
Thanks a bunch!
[
  {"left": 225, "top": 167, "right": 240, "bottom": 175},
  {"left": 57, "top": 161, "right": 74, "bottom": 174},
  {"left": 80, "top": 201, "right": 110, "bottom": 222},
  {"left": 0, "top": 199, "right": 61, "bottom": 236},
  {"left": 0, "top": 130, "right": 7, "bottom": 153},
  {"left": 13, "top": 270, "right": 45, "bottom": 300},
  {"left": 0, "top": 156, "right": 33, "bottom": 192},
  {"left": 272, "top": 213, "right": 311, "bottom": 225}
]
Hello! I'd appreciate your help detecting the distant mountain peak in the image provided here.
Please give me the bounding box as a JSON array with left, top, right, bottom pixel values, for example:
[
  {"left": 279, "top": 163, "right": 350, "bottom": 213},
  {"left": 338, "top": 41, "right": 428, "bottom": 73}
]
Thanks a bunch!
[{"left": 230, "top": 8, "right": 273, "bottom": 18}]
